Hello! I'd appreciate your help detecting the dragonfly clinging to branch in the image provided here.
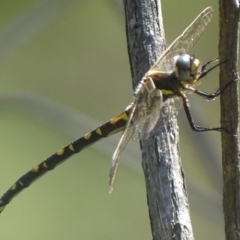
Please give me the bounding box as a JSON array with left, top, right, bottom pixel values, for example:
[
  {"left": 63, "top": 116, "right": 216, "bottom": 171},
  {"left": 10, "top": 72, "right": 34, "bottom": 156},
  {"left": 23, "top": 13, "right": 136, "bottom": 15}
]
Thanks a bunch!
[{"left": 0, "top": 7, "right": 236, "bottom": 214}]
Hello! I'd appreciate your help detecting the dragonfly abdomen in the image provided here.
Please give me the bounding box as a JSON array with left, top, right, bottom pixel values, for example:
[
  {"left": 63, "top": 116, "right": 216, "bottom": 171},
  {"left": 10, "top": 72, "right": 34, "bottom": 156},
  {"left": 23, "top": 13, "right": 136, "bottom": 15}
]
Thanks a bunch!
[{"left": 0, "top": 109, "right": 130, "bottom": 213}]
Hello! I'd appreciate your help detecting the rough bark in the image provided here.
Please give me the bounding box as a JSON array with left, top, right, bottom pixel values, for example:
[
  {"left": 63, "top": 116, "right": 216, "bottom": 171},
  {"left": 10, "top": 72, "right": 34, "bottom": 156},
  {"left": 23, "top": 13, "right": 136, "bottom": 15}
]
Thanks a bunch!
[
  {"left": 123, "top": 1, "right": 194, "bottom": 239},
  {"left": 219, "top": 1, "right": 240, "bottom": 240}
]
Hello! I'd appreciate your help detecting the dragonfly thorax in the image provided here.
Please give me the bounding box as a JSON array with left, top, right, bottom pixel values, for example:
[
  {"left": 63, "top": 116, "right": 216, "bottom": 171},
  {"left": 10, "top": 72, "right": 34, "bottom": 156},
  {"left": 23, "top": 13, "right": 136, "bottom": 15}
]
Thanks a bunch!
[{"left": 174, "top": 54, "right": 201, "bottom": 85}]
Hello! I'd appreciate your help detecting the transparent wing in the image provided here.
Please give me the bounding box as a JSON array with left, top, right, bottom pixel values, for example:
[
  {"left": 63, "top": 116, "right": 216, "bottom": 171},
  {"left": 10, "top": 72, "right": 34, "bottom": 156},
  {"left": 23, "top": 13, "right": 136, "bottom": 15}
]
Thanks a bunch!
[
  {"left": 150, "top": 7, "right": 213, "bottom": 72},
  {"left": 109, "top": 102, "right": 137, "bottom": 193},
  {"left": 109, "top": 77, "right": 163, "bottom": 192},
  {"left": 134, "top": 78, "right": 163, "bottom": 139},
  {"left": 139, "top": 88, "right": 163, "bottom": 139}
]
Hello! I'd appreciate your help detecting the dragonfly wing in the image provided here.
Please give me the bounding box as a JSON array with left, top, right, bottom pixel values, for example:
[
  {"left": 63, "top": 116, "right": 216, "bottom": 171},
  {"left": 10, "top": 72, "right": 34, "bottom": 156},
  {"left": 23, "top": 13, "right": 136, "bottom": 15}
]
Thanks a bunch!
[
  {"left": 109, "top": 102, "right": 137, "bottom": 192},
  {"left": 150, "top": 7, "right": 213, "bottom": 72},
  {"left": 109, "top": 77, "right": 156, "bottom": 191},
  {"left": 140, "top": 88, "right": 163, "bottom": 139},
  {"left": 134, "top": 77, "right": 163, "bottom": 139}
]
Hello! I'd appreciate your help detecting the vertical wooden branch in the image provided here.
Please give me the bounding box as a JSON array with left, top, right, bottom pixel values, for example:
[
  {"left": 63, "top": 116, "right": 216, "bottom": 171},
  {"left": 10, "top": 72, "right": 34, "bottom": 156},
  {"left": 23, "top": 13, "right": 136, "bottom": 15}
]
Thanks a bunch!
[
  {"left": 219, "top": 1, "right": 240, "bottom": 240},
  {"left": 123, "top": 1, "right": 194, "bottom": 239}
]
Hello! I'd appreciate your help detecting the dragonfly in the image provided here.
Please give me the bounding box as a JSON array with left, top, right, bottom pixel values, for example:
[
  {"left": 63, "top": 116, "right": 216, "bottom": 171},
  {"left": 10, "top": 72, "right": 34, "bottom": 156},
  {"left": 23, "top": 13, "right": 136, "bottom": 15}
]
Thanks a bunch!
[{"left": 0, "top": 7, "right": 236, "bottom": 214}]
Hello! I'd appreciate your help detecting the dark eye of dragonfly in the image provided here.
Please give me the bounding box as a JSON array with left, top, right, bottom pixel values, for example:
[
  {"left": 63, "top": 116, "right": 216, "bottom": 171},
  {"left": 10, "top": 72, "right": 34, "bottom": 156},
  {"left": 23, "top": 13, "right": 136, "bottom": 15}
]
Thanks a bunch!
[
  {"left": 175, "top": 54, "right": 191, "bottom": 80},
  {"left": 175, "top": 54, "right": 201, "bottom": 84}
]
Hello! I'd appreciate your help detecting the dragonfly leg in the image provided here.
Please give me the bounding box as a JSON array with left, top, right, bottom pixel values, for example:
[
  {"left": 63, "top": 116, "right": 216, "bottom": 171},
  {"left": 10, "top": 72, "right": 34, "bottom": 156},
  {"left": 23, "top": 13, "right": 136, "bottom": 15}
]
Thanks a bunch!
[
  {"left": 196, "top": 59, "right": 227, "bottom": 82},
  {"left": 200, "top": 57, "right": 219, "bottom": 73},
  {"left": 185, "top": 78, "right": 239, "bottom": 100},
  {"left": 180, "top": 92, "right": 228, "bottom": 132}
]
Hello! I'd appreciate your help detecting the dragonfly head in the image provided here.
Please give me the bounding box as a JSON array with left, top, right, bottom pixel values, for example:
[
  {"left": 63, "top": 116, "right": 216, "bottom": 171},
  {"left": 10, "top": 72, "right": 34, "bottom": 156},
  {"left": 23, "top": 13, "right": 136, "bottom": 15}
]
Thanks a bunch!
[{"left": 174, "top": 54, "right": 201, "bottom": 85}]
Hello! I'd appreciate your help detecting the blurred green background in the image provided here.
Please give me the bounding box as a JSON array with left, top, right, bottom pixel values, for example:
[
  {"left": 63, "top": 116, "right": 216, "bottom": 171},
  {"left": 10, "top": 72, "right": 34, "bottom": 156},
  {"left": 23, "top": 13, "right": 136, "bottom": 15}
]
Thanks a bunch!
[{"left": 0, "top": 0, "right": 236, "bottom": 239}]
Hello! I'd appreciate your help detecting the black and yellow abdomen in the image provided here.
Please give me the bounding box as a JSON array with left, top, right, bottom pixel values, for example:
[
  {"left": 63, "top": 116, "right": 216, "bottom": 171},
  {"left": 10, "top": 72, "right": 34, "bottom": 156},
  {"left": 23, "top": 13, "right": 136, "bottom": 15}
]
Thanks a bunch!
[{"left": 0, "top": 109, "right": 130, "bottom": 213}]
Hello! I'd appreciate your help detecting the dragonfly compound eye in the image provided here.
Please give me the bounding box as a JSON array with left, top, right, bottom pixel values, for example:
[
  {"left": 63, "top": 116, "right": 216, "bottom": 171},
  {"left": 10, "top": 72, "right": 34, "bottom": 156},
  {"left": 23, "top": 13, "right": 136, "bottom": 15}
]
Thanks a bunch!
[
  {"left": 174, "top": 54, "right": 191, "bottom": 81},
  {"left": 174, "top": 54, "right": 202, "bottom": 84}
]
